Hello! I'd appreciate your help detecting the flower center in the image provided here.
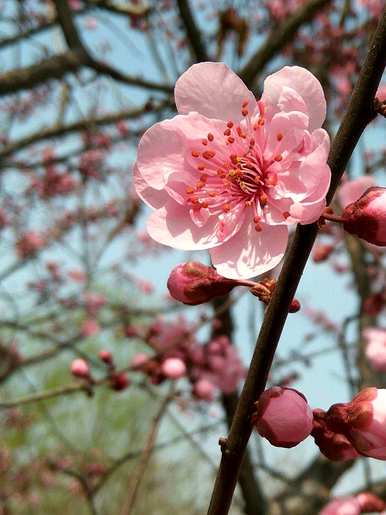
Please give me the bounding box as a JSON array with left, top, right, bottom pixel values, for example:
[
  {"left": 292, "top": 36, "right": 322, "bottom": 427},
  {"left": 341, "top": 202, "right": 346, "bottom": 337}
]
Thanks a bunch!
[{"left": 185, "top": 101, "right": 283, "bottom": 232}]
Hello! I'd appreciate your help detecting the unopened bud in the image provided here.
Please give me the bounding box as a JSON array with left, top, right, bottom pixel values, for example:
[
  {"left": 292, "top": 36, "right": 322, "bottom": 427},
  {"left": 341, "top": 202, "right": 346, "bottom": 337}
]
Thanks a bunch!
[
  {"left": 342, "top": 187, "right": 386, "bottom": 246},
  {"left": 167, "top": 262, "right": 237, "bottom": 305},
  {"left": 327, "top": 388, "right": 386, "bottom": 460},
  {"left": 356, "top": 492, "right": 385, "bottom": 512},
  {"left": 161, "top": 358, "right": 186, "bottom": 379},
  {"left": 98, "top": 350, "right": 113, "bottom": 365},
  {"left": 193, "top": 379, "right": 215, "bottom": 401},
  {"left": 253, "top": 387, "right": 313, "bottom": 448},
  {"left": 289, "top": 299, "right": 301, "bottom": 313},
  {"left": 319, "top": 497, "right": 360, "bottom": 515},
  {"left": 70, "top": 358, "right": 90, "bottom": 379},
  {"left": 111, "top": 372, "right": 130, "bottom": 391},
  {"left": 311, "top": 409, "right": 359, "bottom": 461}
]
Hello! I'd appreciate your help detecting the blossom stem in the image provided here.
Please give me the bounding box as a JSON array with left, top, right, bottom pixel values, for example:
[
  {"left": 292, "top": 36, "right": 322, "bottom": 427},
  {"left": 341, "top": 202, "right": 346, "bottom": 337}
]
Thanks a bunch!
[
  {"left": 207, "top": 8, "right": 386, "bottom": 515},
  {"left": 322, "top": 212, "right": 346, "bottom": 224}
]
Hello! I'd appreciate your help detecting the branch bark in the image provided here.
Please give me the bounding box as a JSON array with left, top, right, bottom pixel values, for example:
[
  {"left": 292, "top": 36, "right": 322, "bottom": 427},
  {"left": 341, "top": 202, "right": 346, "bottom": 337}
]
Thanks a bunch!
[
  {"left": 240, "top": 0, "right": 331, "bottom": 87},
  {"left": 176, "top": 0, "right": 209, "bottom": 62},
  {"left": 207, "top": 9, "right": 386, "bottom": 515}
]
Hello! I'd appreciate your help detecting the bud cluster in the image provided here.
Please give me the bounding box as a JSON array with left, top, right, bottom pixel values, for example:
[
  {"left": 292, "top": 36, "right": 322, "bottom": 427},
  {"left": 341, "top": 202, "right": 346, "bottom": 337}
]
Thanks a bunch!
[{"left": 128, "top": 317, "right": 245, "bottom": 401}]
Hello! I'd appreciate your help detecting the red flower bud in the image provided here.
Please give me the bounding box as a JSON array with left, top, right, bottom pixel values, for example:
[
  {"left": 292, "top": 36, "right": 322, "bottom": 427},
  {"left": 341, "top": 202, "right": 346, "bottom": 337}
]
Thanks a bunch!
[
  {"left": 342, "top": 187, "right": 386, "bottom": 246},
  {"left": 98, "top": 350, "right": 113, "bottom": 365},
  {"left": 327, "top": 388, "right": 386, "bottom": 460},
  {"left": 356, "top": 492, "right": 385, "bottom": 512},
  {"left": 311, "top": 409, "right": 359, "bottom": 461},
  {"left": 111, "top": 372, "right": 130, "bottom": 391},
  {"left": 253, "top": 387, "right": 313, "bottom": 448},
  {"left": 167, "top": 262, "right": 237, "bottom": 305}
]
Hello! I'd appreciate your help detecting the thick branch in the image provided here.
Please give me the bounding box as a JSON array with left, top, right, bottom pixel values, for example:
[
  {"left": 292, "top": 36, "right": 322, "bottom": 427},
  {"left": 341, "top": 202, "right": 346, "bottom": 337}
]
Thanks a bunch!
[
  {"left": 240, "top": 0, "right": 331, "bottom": 87},
  {"left": 176, "top": 0, "right": 209, "bottom": 62},
  {"left": 207, "top": 9, "right": 386, "bottom": 515}
]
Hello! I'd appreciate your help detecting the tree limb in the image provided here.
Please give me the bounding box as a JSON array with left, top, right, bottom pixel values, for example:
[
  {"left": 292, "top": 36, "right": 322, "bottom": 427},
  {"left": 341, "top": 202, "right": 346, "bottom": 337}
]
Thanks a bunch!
[{"left": 207, "top": 8, "right": 386, "bottom": 515}]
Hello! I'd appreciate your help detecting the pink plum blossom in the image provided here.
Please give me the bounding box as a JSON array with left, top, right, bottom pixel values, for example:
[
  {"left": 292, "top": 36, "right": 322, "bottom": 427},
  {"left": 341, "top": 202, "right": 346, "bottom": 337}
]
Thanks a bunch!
[
  {"left": 363, "top": 327, "right": 386, "bottom": 371},
  {"left": 342, "top": 187, "right": 386, "bottom": 246},
  {"left": 328, "top": 388, "right": 386, "bottom": 460},
  {"left": 319, "top": 497, "right": 361, "bottom": 515},
  {"left": 253, "top": 386, "right": 313, "bottom": 448},
  {"left": 135, "top": 62, "right": 330, "bottom": 279},
  {"left": 161, "top": 357, "right": 187, "bottom": 379}
]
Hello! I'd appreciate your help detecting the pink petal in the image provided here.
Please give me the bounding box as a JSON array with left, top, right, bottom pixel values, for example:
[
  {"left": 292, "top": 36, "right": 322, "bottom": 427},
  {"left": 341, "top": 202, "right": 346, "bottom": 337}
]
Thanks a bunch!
[
  {"left": 147, "top": 199, "right": 229, "bottom": 250},
  {"left": 136, "top": 112, "right": 229, "bottom": 192},
  {"left": 210, "top": 220, "right": 288, "bottom": 279},
  {"left": 262, "top": 66, "right": 326, "bottom": 131},
  {"left": 288, "top": 197, "right": 326, "bottom": 224},
  {"left": 134, "top": 165, "right": 168, "bottom": 209},
  {"left": 136, "top": 117, "right": 187, "bottom": 190},
  {"left": 175, "top": 62, "right": 256, "bottom": 122},
  {"left": 338, "top": 176, "right": 376, "bottom": 207}
]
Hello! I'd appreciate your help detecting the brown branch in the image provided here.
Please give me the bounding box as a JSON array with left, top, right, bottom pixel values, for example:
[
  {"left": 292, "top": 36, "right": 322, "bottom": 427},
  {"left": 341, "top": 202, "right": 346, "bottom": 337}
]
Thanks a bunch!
[
  {"left": 207, "top": 9, "right": 386, "bottom": 515},
  {"left": 0, "top": 101, "right": 170, "bottom": 159},
  {"left": 176, "top": 0, "right": 209, "bottom": 62},
  {"left": 211, "top": 296, "right": 267, "bottom": 515},
  {"left": 0, "top": 1, "right": 150, "bottom": 51},
  {"left": 239, "top": 0, "right": 331, "bottom": 87}
]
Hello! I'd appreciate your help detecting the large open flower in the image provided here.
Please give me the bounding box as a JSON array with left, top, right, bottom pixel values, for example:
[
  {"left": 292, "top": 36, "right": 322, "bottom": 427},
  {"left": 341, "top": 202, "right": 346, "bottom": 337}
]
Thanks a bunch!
[{"left": 134, "top": 62, "right": 330, "bottom": 279}]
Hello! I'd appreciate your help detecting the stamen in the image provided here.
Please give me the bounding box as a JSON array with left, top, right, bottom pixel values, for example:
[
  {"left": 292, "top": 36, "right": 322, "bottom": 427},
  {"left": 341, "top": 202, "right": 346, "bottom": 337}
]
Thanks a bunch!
[{"left": 203, "top": 150, "right": 216, "bottom": 160}]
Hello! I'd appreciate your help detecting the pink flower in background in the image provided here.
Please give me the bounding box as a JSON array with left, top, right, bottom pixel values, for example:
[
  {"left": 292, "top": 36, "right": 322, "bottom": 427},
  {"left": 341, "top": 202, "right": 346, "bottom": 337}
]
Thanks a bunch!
[
  {"left": 319, "top": 497, "right": 360, "bottom": 515},
  {"left": 16, "top": 231, "right": 46, "bottom": 259},
  {"left": 338, "top": 176, "right": 375, "bottom": 208},
  {"left": 193, "top": 379, "right": 216, "bottom": 401},
  {"left": 81, "top": 319, "right": 101, "bottom": 338},
  {"left": 253, "top": 386, "right": 313, "bottom": 448},
  {"left": 363, "top": 327, "right": 386, "bottom": 371},
  {"left": 135, "top": 62, "right": 330, "bottom": 279}
]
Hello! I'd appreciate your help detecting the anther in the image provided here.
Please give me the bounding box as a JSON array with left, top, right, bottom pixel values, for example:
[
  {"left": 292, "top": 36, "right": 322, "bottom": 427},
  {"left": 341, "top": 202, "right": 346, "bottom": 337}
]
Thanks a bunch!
[
  {"left": 203, "top": 150, "right": 215, "bottom": 160},
  {"left": 186, "top": 186, "right": 195, "bottom": 194},
  {"left": 207, "top": 133, "right": 214, "bottom": 141},
  {"left": 202, "top": 139, "right": 208, "bottom": 146},
  {"left": 276, "top": 133, "right": 283, "bottom": 141},
  {"left": 191, "top": 150, "right": 200, "bottom": 158},
  {"left": 224, "top": 128, "right": 231, "bottom": 136},
  {"left": 241, "top": 109, "right": 249, "bottom": 116},
  {"left": 222, "top": 203, "right": 231, "bottom": 213},
  {"left": 227, "top": 136, "right": 235, "bottom": 144},
  {"left": 227, "top": 121, "right": 234, "bottom": 128},
  {"left": 274, "top": 154, "right": 283, "bottom": 162}
]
